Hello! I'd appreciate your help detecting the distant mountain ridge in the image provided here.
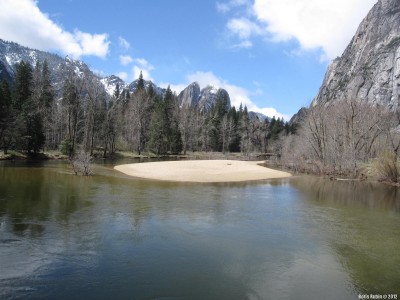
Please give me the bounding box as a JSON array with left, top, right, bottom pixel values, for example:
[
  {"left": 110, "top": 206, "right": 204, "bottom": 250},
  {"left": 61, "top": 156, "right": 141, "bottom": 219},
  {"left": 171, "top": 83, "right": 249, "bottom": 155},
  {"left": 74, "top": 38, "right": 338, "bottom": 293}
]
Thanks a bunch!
[
  {"left": 0, "top": 38, "right": 266, "bottom": 118},
  {"left": 0, "top": 39, "right": 95, "bottom": 98}
]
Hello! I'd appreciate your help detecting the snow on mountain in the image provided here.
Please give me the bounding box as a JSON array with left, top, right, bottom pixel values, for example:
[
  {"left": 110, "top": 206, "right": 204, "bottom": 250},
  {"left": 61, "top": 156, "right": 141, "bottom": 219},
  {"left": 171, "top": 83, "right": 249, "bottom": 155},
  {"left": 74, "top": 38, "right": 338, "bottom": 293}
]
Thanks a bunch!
[{"left": 0, "top": 39, "right": 266, "bottom": 120}]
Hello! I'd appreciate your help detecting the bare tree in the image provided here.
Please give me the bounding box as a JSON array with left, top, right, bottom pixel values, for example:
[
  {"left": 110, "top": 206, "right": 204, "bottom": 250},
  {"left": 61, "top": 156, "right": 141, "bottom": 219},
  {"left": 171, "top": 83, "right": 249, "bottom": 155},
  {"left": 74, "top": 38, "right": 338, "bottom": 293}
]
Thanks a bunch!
[
  {"left": 283, "top": 98, "right": 387, "bottom": 177},
  {"left": 61, "top": 70, "right": 85, "bottom": 157},
  {"left": 124, "top": 88, "right": 154, "bottom": 154},
  {"left": 82, "top": 71, "right": 105, "bottom": 155},
  {"left": 70, "top": 150, "right": 93, "bottom": 176}
]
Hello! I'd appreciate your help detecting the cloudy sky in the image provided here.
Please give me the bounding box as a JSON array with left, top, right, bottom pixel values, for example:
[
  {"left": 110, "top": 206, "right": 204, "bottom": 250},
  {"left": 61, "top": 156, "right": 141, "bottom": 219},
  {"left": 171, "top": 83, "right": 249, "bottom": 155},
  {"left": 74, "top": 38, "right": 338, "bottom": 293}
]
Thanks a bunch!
[{"left": 0, "top": 0, "right": 377, "bottom": 119}]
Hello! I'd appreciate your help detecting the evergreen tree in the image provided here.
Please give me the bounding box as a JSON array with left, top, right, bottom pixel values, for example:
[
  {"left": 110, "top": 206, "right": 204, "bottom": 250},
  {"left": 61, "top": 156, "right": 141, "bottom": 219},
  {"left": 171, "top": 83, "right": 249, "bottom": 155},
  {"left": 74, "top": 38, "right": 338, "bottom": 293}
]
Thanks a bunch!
[
  {"left": 240, "top": 105, "right": 250, "bottom": 153},
  {"left": 164, "top": 86, "right": 182, "bottom": 154},
  {"left": 137, "top": 71, "right": 145, "bottom": 90},
  {"left": 148, "top": 87, "right": 182, "bottom": 154},
  {"left": 269, "top": 117, "right": 284, "bottom": 141},
  {"left": 11, "top": 61, "right": 45, "bottom": 153},
  {"left": 0, "top": 80, "right": 13, "bottom": 153},
  {"left": 12, "top": 61, "right": 32, "bottom": 111},
  {"left": 114, "top": 83, "right": 120, "bottom": 99},
  {"left": 227, "top": 106, "right": 240, "bottom": 152},
  {"left": 148, "top": 96, "right": 169, "bottom": 154},
  {"left": 40, "top": 60, "right": 54, "bottom": 109},
  {"left": 208, "top": 91, "right": 229, "bottom": 151}
]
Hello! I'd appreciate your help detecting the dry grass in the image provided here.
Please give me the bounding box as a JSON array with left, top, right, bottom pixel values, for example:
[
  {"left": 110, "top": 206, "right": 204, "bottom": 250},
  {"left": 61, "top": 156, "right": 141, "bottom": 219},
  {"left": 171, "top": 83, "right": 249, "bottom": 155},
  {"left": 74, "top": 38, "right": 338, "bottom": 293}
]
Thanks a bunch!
[{"left": 373, "top": 151, "right": 399, "bottom": 183}]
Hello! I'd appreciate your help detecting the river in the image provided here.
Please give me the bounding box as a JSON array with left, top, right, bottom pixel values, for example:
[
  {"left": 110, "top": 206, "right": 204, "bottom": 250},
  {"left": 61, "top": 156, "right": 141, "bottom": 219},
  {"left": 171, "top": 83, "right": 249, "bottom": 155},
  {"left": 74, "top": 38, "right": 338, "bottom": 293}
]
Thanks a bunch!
[{"left": 0, "top": 160, "right": 399, "bottom": 299}]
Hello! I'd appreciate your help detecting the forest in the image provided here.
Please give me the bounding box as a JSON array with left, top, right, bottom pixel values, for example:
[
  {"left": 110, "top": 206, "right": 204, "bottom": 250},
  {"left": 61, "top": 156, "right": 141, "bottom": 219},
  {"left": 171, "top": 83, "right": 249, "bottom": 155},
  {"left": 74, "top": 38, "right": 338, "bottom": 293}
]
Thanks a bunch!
[
  {"left": 0, "top": 60, "right": 292, "bottom": 159},
  {"left": 280, "top": 99, "right": 400, "bottom": 182},
  {"left": 2, "top": 59, "right": 399, "bottom": 182}
]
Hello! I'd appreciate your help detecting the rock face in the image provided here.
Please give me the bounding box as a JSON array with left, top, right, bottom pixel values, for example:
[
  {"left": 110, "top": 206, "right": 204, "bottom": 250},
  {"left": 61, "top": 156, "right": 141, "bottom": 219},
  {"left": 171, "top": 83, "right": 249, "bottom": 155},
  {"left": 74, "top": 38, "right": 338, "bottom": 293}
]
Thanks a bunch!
[
  {"left": 178, "top": 82, "right": 231, "bottom": 113},
  {"left": 312, "top": 0, "right": 400, "bottom": 109},
  {"left": 178, "top": 82, "right": 201, "bottom": 107},
  {"left": 127, "top": 79, "right": 165, "bottom": 96},
  {"left": 0, "top": 39, "right": 95, "bottom": 97},
  {"left": 198, "top": 86, "right": 231, "bottom": 113},
  {"left": 100, "top": 75, "right": 127, "bottom": 96},
  {"left": 0, "top": 39, "right": 265, "bottom": 118}
]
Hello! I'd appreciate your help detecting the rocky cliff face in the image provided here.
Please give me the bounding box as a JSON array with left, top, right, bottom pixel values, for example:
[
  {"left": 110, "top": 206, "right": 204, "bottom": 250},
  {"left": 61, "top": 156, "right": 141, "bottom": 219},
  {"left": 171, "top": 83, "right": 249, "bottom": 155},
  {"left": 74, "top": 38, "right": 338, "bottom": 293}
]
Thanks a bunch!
[
  {"left": 178, "top": 82, "right": 201, "bottom": 108},
  {"left": 312, "top": 0, "right": 400, "bottom": 109},
  {"left": 178, "top": 82, "right": 231, "bottom": 113},
  {"left": 0, "top": 39, "right": 96, "bottom": 97},
  {"left": 198, "top": 86, "right": 231, "bottom": 113}
]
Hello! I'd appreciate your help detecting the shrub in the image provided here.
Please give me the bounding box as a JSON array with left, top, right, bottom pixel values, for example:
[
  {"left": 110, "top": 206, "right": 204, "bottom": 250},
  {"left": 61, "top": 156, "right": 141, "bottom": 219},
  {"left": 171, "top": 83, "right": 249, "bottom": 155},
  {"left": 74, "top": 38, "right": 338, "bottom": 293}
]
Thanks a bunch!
[
  {"left": 374, "top": 151, "right": 399, "bottom": 183},
  {"left": 70, "top": 151, "right": 93, "bottom": 176},
  {"left": 60, "top": 138, "right": 72, "bottom": 156}
]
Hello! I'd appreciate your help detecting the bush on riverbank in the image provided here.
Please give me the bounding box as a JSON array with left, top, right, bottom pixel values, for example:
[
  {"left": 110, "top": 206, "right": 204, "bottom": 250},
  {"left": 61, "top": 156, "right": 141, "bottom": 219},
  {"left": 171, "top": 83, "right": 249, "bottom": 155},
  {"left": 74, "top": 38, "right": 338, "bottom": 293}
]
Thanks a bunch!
[
  {"left": 70, "top": 151, "right": 93, "bottom": 176},
  {"left": 373, "top": 151, "right": 399, "bottom": 184}
]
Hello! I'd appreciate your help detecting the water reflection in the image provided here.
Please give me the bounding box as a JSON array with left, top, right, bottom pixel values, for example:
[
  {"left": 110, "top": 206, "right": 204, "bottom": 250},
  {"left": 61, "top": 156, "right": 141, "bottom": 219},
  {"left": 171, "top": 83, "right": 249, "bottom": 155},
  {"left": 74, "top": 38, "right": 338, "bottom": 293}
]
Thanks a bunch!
[
  {"left": 290, "top": 175, "right": 400, "bottom": 212},
  {"left": 0, "top": 162, "right": 399, "bottom": 298},
  {"left": 290, "top": 176, "right": 400, "bottom": 294}
]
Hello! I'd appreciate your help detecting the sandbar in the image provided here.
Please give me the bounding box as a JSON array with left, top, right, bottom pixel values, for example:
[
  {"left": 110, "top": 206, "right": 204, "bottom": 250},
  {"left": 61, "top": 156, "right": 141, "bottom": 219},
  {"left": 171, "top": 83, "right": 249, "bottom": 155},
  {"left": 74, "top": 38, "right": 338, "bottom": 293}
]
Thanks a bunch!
[{"left": 114, "top": 160, "right": 291, "bottom": 183}]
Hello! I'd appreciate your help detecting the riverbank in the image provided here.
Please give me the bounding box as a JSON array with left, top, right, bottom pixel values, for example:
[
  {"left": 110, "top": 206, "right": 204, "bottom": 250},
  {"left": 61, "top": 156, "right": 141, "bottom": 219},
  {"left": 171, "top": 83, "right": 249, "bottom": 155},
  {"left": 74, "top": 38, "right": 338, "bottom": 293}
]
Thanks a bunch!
[
  {"left": 114, "top": 160, "right": 292, "bottom": 183},
  {"left": 0, "top": 150, "right": 68, "bottom": 161},
  {"left": 0, "top": 150, "right": 270, "bottom": 161}
]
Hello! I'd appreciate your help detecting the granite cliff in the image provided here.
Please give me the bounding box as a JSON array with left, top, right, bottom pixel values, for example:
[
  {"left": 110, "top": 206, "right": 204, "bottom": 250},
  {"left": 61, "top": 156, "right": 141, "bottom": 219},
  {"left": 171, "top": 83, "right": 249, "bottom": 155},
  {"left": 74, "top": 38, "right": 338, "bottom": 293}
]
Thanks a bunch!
[
  {"left": 312, "top": 0, "right": 400, "bottom": 109},
  {"left": 178, "top": 82, "right": 231, "bottom": 113}
]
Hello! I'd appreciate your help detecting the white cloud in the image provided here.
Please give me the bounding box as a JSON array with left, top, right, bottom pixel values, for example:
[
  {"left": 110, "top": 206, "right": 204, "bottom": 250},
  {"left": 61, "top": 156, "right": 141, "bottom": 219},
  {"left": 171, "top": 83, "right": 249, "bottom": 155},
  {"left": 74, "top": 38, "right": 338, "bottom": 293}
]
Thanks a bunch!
[
  {"left": 252, "top": 0, "right": 377, "bottom": 59},
  {"left": 159, "top": 83, "right": 188, "bottom": 95},
  {"left": 231, "top": 40, "right": 253, "bottom": 49},
  {"left": 134, "top": 58, "right": 154, "bottom": 71},
  {"left": 163, "top": 71, "right": 289, "bottom": 120},
  {"left": 133, "top": 65, "right": 153, "bottom": 82},
  {"left": 131, "top": 58, "right": 155, "bottom": 81},
  {"left": 118, "top": 36, "right": 131, "bottom": 51},
  {"left": 227, "top": 18, "right": 263, "bottom": 39},
  {"left": 0, "top": 0, "right": 110, "bottom": 58},
  {"left": 74, "top": 30, "right": 109, "bottom": 58},
  {"left": 217, "top": 0, "right": 250, "bottom": 13},
  {"left": 120, "top": 55, "right": 133, "bottom": 66},
  {"left": 117, "top": 72, "right": 128, "bottom": 81}
]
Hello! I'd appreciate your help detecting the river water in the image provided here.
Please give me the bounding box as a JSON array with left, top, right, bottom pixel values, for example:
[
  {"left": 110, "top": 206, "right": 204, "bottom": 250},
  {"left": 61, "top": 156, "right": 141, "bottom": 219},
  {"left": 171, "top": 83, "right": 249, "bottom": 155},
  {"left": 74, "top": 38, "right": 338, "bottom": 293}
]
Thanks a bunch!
[{"left": 0, "top": 160, "right": 399, "bottom": 299}]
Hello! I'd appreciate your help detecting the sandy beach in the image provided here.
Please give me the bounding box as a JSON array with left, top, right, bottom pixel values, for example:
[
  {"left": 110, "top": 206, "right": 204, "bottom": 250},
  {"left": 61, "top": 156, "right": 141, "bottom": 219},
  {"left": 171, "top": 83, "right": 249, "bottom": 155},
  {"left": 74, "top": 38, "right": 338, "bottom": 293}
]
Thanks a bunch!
[{"left": 114, "top": 160, "right": 291, "bottom": 183}]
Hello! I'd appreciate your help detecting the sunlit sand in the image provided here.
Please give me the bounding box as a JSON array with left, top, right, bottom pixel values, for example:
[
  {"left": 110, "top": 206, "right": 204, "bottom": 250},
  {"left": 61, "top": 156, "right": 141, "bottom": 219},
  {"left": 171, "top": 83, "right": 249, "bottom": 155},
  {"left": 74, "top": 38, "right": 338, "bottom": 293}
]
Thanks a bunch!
[{"left": 114, "top": 160, "right": 291, "bottom": 183}]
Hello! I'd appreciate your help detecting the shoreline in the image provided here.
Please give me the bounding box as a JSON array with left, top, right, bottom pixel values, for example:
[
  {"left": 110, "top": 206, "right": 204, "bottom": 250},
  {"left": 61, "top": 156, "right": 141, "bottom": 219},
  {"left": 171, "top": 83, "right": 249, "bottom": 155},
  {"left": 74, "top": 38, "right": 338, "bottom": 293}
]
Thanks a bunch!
[{"left": 114, "top": 160, "right": 292, "bottom": 183}]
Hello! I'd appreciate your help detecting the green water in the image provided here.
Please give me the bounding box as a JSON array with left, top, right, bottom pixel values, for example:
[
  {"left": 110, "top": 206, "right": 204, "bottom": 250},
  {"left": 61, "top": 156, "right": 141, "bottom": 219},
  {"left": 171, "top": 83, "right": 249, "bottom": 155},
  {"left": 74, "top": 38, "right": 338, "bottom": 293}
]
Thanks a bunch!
[{"left": 0, "top": 160, "right": 399, "bottom": 299}]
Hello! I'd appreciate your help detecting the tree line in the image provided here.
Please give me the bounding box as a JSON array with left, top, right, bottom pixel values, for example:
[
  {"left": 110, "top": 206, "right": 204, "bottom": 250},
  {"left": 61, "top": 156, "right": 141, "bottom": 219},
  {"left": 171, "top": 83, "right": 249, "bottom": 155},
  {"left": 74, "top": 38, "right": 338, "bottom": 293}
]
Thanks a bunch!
[
  {"left": 0, "top": 60, "right": 293, "bottom": 158},
  {"left": 280, "top": 98, "right": 400, "bottom": 181}
]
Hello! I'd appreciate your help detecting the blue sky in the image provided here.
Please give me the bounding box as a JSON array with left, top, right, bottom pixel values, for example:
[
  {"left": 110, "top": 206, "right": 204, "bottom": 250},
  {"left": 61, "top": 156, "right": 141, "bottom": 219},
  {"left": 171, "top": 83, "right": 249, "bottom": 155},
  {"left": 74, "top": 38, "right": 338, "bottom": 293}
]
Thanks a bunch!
[{"left": 0, "top": 0, "right": 377, "bottom": 120}]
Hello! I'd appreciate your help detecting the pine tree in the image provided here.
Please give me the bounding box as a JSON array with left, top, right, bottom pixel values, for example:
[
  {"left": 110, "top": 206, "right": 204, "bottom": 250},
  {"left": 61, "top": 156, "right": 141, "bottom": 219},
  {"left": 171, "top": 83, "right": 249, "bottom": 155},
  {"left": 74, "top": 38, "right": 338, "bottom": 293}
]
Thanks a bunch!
[
  {"left": 240, "top": 105, "right": 250, "bottom": 153},
  {"left": 0, "top": 80, "right": 13, "bottom": 153},
  {"left": 137, "top": 71, "right": 145, "bottom": 90},
  {"left": 164, "top": 86, "right": 182, "bottom": 154},
  {"left": 148, "top": 97, "right": 169, "bottom": 154},
  {"left": 10, "top": 61, "right": 45, "bottom": 153},
  {"left": 40, "top": 60, "right": 54, "bottom": 109},
  {"left": 12, "top": 61, "right": 32, "bottom": 111},
  {"left": 114, "top": 83, "right": 120, "bottom": 99},
  {"left": 148, "top": 87, "right": 182, "bottom": 154},
  {"left": 208, "top": 91, "right": 229, "bottom": 151}
]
